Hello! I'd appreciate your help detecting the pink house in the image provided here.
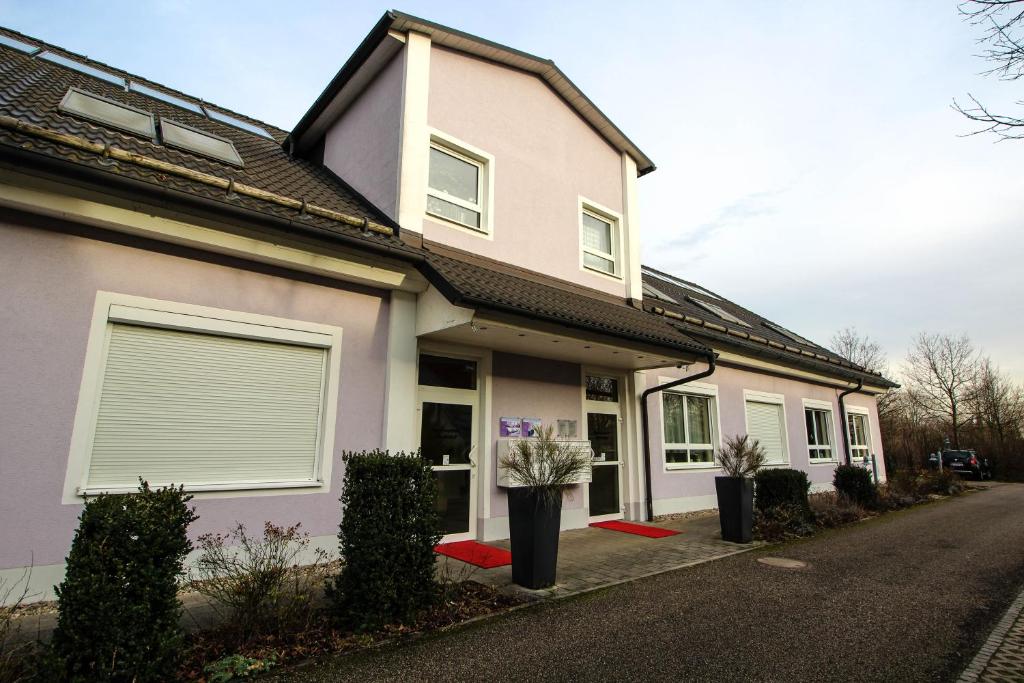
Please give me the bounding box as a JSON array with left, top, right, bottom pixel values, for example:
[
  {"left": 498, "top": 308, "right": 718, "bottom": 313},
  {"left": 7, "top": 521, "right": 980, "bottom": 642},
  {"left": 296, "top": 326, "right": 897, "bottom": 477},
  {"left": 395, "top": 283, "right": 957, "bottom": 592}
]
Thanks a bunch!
[{"left": 0, "top": 12, "right": 894, "bottom": 601}]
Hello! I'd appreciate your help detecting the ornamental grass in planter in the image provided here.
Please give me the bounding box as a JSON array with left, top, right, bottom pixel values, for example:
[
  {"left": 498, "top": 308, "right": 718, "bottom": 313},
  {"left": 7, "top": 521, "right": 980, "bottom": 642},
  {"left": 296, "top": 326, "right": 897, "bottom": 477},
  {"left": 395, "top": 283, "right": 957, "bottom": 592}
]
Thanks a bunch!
[
  {"left": 715, "top": 435, "right": 767, "bottom": 543},
  {"left": 499, "top": 426, "right": 590, "bottom": 589}
]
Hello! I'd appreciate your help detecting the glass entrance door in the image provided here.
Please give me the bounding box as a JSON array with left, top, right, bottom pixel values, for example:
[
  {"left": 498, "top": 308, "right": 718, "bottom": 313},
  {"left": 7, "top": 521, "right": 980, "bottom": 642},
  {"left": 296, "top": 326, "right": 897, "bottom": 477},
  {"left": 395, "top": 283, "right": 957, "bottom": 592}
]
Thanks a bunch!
[
  {"left": 417, "top": 354, "right": 478, "bottom": 541},
  {"left": 585, "top": 375, "right": 623, "bottom": 520}
]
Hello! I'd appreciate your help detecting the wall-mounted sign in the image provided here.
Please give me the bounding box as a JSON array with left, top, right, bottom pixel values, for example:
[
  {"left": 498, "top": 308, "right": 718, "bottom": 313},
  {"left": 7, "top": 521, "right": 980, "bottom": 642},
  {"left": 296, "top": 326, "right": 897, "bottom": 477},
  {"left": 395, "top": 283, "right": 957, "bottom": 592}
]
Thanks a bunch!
[
  {"left": 522, "top": 418, "right": 542, "bottom": 438},
  {"left": 499, "top": 417, "right": 522, "bottom": 438},
  {"left": 557, "top": 419, "right": 578, "bottom": 438}
]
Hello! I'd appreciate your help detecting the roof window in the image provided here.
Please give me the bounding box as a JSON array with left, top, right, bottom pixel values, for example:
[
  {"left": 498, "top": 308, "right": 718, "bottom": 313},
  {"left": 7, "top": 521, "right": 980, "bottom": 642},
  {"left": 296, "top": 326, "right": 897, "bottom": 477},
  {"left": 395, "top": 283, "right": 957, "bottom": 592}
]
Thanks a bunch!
[
  {"left": 129, "top": 81, "right": 204, "bottom": 115},
  {"left": 206, "top": 108, "right": 273, "bottom": 139},
  {"left": 160, "top": 118, "right": 243, "bottom": 166},
  {"left": 642, "top": 267, "right": 721, "bottom": 300},
  {"left": 688, "top": 297, "right": 751, "bottom": 328},
  {"left": 40, "top": 52, "right": 125, "bottom": 86},
  {"left": 642, "top": 281, "right": 679, "bottom": 304},
  {"left": 0, "top": 35, "right": 39, "bottom": 54},
  {"left": 763, "top": 321, "right": 815, "bottom": 347},
  {"left": 59, "top": 88, "right": 155, "bottom": 138}
]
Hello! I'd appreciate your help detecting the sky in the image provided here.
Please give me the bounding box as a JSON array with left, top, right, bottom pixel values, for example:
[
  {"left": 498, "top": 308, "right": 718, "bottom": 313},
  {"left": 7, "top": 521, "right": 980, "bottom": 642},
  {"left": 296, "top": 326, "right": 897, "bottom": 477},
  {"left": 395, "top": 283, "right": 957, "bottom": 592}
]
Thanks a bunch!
[{"left": 3, "top": 0, "right": 1022, "bottom": 381}]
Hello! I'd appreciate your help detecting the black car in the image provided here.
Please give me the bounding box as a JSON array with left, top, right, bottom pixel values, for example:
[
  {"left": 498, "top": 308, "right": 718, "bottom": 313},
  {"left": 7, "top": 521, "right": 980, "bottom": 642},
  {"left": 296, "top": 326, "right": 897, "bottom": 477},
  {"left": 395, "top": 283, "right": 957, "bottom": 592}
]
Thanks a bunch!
[{"left": 926, "top": 449, "right": 992, "bottom": 480}]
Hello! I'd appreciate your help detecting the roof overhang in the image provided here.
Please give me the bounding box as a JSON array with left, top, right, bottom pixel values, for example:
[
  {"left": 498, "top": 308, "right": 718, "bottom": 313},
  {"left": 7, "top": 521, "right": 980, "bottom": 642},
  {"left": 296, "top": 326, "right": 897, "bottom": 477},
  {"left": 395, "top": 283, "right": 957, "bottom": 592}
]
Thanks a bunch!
[{"left": 288, "top": 10, "right": 656, "bottom": 175}]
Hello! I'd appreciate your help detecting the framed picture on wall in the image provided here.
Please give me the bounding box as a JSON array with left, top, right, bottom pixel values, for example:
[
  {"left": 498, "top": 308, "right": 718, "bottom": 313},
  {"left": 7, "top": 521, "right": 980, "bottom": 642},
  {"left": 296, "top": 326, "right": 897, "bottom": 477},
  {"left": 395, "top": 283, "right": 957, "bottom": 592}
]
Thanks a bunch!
[{"left": 500, "top": 417, "right": 522, "bottom": 437}]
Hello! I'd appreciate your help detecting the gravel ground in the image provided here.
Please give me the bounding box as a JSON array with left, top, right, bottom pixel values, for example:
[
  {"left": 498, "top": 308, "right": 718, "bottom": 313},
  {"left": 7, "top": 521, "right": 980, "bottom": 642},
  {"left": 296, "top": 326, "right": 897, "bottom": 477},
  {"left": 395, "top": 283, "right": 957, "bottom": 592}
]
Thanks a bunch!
[{"left": 269, "top": 483, "right": 1024, "bottom": 683}]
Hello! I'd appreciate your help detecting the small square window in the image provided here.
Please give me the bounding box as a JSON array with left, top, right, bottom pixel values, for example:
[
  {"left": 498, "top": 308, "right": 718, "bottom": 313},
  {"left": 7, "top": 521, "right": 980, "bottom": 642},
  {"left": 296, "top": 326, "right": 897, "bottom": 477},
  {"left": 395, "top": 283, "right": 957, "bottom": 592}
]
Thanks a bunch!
[
  {"left": 804, "top": 407, "right": 833, "bottom": 461},
  {"left": 581, "top": 207, "right": 619, "bottom": 277},
  {"left": 427, "top": 142, "right": 487, "bottom": 232}
]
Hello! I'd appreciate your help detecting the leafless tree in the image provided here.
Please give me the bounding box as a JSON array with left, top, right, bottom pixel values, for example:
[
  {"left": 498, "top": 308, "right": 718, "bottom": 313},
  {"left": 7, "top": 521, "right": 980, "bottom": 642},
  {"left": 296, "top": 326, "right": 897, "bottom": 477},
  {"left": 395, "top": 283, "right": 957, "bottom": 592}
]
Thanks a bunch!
[
  {"left": 903, "top": 333, "right": 979, "bottom": 448},
  {"left": 954, "top": 0, "right": 1024, "bottom": 140},
  {"left": 970, "top": 358, "right": 1024, "bottom": 446},
  {"left": 830, "top": 327, "right": 899, "bottom": 420}
]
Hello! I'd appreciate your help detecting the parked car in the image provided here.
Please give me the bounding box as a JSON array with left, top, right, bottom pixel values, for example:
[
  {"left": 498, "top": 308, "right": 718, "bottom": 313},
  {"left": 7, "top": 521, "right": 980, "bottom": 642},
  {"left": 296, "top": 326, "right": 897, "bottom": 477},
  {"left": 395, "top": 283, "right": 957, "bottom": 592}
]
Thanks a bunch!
[{"left": 925, "top": 450, "right": 992, "bottom": 480}]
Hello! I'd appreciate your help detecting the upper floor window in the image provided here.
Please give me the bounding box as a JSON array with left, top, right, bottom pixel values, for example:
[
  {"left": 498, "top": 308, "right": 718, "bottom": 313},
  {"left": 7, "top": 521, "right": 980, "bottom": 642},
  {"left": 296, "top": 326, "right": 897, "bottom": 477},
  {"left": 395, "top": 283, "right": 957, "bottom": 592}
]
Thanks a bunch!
[
  {"left": 426, "top": 134, "right": 492, "bottom": 234},
  {"left": 580, "top": 201, "right": 621, "bottom": 277}
]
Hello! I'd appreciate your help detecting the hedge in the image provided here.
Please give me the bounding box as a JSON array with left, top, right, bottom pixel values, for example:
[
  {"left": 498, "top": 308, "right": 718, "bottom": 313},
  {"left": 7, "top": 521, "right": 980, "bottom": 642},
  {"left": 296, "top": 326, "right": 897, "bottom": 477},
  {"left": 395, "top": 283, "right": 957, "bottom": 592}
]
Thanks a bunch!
[
  {"left": 48, "top": 481, "right": 197, "bottom": 682},
  {"left": 834, "top": 465, "right": 878, "bottom": 508},
  {"left": 328, "top": 450, "right": 441, "bottom": 631},
  {"left": 754, "top": 468, "right": 811, "bottom": 514}
]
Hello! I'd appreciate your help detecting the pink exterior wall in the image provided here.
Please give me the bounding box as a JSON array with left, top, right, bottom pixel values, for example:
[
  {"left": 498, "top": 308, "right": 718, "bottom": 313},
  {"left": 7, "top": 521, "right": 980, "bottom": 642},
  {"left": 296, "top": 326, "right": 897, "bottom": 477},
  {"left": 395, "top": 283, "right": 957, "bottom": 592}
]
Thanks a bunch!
[
  {"left": 323, "top": 52, "right": 404, "bottom": 220},
  {"left": 427, "top": 47, "right": 627, "bottom": 297},
  {"left": 0, "top": 220, "right": 389, "bottom": 571},
  {"left": 488, "top": 352, "right": 583, "bottom": 518},
  {"left": 643, "top": 364, "right": 886, "bottom": 509}
]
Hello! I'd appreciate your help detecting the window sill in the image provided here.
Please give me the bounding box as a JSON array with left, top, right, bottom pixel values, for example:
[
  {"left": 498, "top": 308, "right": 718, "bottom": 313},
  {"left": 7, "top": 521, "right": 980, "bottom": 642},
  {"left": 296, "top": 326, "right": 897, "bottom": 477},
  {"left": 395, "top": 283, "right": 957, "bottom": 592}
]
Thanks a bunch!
[
  {"left": 665, "top": 463, "right": 720, "bottom": 472},
  {"left": 78, "top": 479, "right": 324, "bottom": 497},
  {"left": 808, "top": 459, "right": 839, "bottom": 466}
]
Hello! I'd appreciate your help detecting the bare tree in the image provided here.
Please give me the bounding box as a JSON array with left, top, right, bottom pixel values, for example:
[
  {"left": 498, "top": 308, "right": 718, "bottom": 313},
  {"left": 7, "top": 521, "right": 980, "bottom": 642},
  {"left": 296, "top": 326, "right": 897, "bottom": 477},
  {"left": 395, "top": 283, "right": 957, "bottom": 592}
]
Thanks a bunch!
[
  {"left": 971, "top": 357, "right": 1024, "bottom": 446},
  {"left": 955, "top": 0, "right": 1024, "bottom": 140},
  {"left": 903, "top": 332, "right": 979, "bottom": 448},
  {"left": 830, "top": 327, "right": 899, "bottom": 420}
]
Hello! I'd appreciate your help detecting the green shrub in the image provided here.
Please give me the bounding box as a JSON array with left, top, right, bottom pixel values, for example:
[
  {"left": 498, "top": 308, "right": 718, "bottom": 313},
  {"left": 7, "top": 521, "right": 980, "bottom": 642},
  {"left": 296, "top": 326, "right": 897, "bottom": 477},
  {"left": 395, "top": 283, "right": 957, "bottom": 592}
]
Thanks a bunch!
[
  {"left": 754, "top": 503, "right": 816, "bottom": 541},
  {"left": 47, "top": 481, "right": 197, "bottom": 682},
  {"left": 834, "top": 465, "right": 878, "bottom": 508},
  {"left": 191, "top": 522, "right": 330, "bottom": 647},
  {"left": 754, "top": 468, "right": 811, "bottom": 514},
  {"left": 204, "top": 653, "right": 278, "bottom": 682},
  {"left": 327, "top": 451, "right": 441, "bottom": 631}
]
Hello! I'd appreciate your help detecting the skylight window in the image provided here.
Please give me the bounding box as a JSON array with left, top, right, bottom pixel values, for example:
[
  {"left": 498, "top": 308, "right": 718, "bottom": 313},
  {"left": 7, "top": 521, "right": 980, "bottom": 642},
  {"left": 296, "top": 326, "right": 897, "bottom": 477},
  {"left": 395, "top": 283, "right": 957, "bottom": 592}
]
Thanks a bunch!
[
  {"left": 160, "top": 118, "right": 243, "bottom": 166},
  {"left": 129, "top": 82, "right": 204, "bottom": 115},
  {"left": 0, "top": 35, "right": 39, "bottom": 54},
  {"left": 641, "top": 267, "right": 721, "bottom": 300},
  {"left": 642, "top": 281, "right": 678, "bottom": 304},
  {"left": 688, "top": 297, "right": 751, "bottom": 328},
  {"left": 39, "top": 52, "right": 125, "bottom": 87},
  {"left": 205, "top": 109, "right": 273, "bottom": 139},
  {"left": 763, "top": 321, "right": 815, "bottom": 347},
  {"left": 59, "top": 88, "right": 155, "bottom": 138}
]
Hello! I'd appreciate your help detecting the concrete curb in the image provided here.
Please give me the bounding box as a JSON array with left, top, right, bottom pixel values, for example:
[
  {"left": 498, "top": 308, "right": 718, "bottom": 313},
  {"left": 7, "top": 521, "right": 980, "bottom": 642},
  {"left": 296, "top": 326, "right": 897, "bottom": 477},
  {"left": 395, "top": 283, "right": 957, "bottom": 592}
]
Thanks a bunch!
[{"left": 957, "top": 583, "right": 1024, "bottom": 682}]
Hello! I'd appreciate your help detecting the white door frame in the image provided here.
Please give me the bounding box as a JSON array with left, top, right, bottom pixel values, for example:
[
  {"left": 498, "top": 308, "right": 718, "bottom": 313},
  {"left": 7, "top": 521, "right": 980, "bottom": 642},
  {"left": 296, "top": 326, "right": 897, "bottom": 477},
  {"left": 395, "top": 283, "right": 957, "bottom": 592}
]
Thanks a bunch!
[{"left": 583, "top": 370, "right": 626, "bottom": 522}]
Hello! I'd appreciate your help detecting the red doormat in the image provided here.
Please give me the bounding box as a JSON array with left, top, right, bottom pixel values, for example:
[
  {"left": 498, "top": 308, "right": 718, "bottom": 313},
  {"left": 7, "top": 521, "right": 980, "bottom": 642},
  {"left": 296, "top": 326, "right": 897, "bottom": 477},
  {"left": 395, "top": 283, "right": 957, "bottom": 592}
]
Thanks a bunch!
[
  {"left": 434, "top": 541, "right": 512, "bottom": 569},
  {"left": 589, "top": 520, "right": 681, "bottom": 538}
]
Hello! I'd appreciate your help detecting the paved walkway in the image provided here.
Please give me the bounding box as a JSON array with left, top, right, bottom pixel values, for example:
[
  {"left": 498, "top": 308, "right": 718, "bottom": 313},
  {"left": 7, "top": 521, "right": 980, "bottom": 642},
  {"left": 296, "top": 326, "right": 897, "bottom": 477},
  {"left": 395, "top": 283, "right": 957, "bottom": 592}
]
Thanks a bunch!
[
  {"left": 438, "top": 512, "right": 758, "bottom": 600},
  {"left": 960, "top": 584, "right": 1024, "bottom": 682},
  {"left": 270, "top": 483, "right": 1024, "bottom": 682}
]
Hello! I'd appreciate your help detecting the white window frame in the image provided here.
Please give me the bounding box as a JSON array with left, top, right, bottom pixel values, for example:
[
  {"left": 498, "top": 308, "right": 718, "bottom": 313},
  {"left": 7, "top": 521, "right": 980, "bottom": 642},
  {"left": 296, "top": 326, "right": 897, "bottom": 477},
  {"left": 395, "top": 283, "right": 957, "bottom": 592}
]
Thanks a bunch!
[
  {"left": 845, "top": 406, "right": 872, "bottom": 462},
  {"left": 62, "top": 291, "right": 343, "bottom": 504},
  {"left": 802, "top": 398, "right": 838, "bottom": 464},
  {"left": 425, "top": 129, "right": 495, "bottom": 237},
  {"left": 578, "top": 196, "right": 624, "bottom": 280},
  {"left": 743, "top": 389, "right": 790, "bottom": 466},
  {"left": 659, "top": 380, "right": 721, "bottom": 470}
]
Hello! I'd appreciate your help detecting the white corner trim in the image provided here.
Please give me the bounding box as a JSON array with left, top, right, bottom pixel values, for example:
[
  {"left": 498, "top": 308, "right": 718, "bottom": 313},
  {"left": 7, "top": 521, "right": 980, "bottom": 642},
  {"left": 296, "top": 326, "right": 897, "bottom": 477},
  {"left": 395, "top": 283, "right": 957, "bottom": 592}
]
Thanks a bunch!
[
  {"left": 62, "top": 291, "right": 343, "bottom": 504},
  {"left": 578, "top": 195, "right": 626, "bottom": 281},
  {"left": 396, "top": 31, "right": 431, "bottom": 233},
  {"left": 424, "top": 127, "right": 496, "bottom": 238},
  {"left": 384, "top": 290, "right": 419, "bottom": 452},
  {"left": 620, "top": 153, "right": 643, "bottom": 302}
]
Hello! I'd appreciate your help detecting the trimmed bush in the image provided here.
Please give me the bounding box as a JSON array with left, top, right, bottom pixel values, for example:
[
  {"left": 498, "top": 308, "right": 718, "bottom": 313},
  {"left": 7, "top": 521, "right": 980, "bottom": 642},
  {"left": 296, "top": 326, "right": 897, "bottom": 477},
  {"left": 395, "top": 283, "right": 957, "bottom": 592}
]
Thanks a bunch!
[
  {"left": 48, "top": 481, "right": 197, "bottom": 682},
  {"left": 834, "top": 465, "right": 878, "bottom": 508},
  {"left": 328, "top": 451, "right": 441, "bottom": 631},
  {"left": 754, "top": 503, "right": 816, "bottom": 541},
  {"left": 754, "top": 468, "right": 811, "bottom": 514}
]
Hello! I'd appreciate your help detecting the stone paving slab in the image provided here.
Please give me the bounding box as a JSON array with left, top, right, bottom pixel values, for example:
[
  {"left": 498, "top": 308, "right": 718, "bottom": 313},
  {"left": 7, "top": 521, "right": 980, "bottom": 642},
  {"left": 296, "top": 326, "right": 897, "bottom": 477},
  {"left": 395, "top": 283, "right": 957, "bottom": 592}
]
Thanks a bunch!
[
  {"left": 435, "top": 512, "right": 762, "bottom": 600},
  {"left": 960, "top": 583, "right": 1024, "bottom": 682}
]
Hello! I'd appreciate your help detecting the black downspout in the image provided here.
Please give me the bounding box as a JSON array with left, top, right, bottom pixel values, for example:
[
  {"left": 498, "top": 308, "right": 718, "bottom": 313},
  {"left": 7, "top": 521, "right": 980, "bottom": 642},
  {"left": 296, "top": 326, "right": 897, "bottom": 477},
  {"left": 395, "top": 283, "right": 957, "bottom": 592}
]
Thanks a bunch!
[
  {"left": 837, "top": 379, "right": 863, "bottom": 465},
  {"left": 641, "top": 351, "right": 717, "bottom": 521}
]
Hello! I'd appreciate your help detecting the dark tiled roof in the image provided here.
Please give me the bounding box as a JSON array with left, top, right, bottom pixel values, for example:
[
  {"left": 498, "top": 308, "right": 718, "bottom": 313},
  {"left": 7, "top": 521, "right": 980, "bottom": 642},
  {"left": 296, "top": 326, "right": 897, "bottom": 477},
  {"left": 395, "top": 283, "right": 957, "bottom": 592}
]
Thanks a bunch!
[
  {"left": 641, "top": 266, "right": 897, "bottom": 387},
  {"left": 0, "top": 28, "right": 415, "bottom": 257},
  {"left": 419, "top": 245, "right": 711, "bottom": 357}
]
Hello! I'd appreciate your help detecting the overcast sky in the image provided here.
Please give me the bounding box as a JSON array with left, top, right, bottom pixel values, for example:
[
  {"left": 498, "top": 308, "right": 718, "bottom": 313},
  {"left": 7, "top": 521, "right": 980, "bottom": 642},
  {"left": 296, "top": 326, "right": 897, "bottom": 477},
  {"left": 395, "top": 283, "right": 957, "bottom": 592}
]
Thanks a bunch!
[{"left": 4, "top": 0, "right": 1022, "bottom": 380}]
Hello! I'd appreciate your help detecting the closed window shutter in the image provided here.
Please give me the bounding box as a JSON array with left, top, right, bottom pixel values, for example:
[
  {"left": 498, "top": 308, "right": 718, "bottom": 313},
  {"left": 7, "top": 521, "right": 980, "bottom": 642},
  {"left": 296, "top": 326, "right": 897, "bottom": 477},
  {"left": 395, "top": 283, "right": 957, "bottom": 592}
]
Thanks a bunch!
[
  {"left": 746, "top": 401, "right": 786, "bottom": 463},
  {"left": 86, "top": 323, "right": 328, "bottom": 490}
]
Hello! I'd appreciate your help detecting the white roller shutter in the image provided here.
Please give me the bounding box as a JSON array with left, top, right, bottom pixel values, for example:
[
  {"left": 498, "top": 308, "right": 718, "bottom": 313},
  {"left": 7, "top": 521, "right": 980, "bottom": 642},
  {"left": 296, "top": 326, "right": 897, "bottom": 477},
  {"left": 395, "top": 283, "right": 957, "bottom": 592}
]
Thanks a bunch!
[
  {"left": 745, "top": 400, "right": 787, "bottom": 463},
  {"left": 84, "top": 322, "right": 329, "bottom": 492}
]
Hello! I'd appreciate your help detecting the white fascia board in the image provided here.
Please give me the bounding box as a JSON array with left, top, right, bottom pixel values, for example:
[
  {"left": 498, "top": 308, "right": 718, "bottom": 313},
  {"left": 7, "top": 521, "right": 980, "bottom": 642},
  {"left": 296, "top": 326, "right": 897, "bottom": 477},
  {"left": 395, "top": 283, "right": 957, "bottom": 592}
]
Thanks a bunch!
[
  {"left": 715, "top": 349, "right": 889, "bottom": 394},
  {"left": 0, "top": 176, "right": 426, "bottom": 293}
]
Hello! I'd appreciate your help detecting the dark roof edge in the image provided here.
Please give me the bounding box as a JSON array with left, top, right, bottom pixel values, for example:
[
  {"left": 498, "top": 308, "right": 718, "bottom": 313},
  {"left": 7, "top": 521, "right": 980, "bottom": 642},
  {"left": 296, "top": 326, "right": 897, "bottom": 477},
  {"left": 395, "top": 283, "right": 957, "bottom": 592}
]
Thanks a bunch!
[
  {"left": 415, "top": 259, "right": 710, "bottom": 358},
  {"left": 0, "top": 142, "right": 423, "bottom": 265},
  {"left": 287, "top": 12, "right": 396, "bottom": 148}
]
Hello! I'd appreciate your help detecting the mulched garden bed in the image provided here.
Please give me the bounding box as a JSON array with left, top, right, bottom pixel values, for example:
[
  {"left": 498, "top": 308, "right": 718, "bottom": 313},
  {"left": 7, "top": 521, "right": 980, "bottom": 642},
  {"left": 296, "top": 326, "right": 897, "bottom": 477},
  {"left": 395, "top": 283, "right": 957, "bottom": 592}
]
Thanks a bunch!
[{"left": 179, "top": 581, "right": 524, "bottom": 681}]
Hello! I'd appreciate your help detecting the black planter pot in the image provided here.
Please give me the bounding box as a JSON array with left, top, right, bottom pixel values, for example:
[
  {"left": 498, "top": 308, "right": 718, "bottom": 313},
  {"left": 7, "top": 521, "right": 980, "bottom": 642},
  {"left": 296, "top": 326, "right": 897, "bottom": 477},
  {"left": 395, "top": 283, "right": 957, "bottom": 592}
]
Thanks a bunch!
[
  {"left": 715, "top": 476, "right": 754, "bottom": 543},
  {"left": 507, "top": 488, "right": 562, "bottom": 589}
]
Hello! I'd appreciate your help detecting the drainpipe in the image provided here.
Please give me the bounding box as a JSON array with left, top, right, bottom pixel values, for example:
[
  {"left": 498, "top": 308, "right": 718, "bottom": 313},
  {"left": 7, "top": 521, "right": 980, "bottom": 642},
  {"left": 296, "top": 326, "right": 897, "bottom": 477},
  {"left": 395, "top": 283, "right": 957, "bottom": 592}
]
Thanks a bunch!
[
  {"left": 641, "top": 350, "right": 717, "bottom": 521},
  {"left": 837, "top": 379, "right": 863, "bottom": 466}
]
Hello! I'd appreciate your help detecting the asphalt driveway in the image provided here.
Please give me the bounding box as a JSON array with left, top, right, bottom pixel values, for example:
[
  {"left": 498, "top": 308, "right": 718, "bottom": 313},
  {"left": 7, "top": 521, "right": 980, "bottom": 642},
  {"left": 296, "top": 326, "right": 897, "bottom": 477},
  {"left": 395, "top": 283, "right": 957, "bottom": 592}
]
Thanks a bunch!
[{"left": 271, "top": 483, "right": 1024, "bottom": 682}]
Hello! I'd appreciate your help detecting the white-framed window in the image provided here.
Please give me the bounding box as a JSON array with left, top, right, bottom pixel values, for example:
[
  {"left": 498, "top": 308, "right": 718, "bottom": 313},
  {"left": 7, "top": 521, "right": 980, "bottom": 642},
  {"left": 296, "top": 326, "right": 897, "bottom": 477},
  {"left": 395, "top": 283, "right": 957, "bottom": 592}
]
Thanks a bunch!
[
  {"left": 63, "top": 292, "right": 343, "bottom": 501},
  {"left": 744, "top": 390, "right": 789, "bottom": 465},
  {"left": 846, "top": 409, "right": 871, "bottom": 461},
  {"left": 802, "top": 399, "right": 836, "bottom": 462},
  {"left": 579, "top": 198, "right": 622, "bottom": 278},
  {"left": 426, "top": 132, "right": 492, "bottom": 234},
  {"left": 661, "top": 381, "right": 719, "bottom": 468}
]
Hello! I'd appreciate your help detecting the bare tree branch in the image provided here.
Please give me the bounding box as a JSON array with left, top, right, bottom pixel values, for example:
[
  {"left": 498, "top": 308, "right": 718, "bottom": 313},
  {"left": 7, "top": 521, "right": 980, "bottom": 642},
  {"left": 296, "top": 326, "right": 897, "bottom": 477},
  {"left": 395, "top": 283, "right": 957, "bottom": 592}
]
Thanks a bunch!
[{"left": 957, "top": 0, "right": 1024, "bottom": 139}]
